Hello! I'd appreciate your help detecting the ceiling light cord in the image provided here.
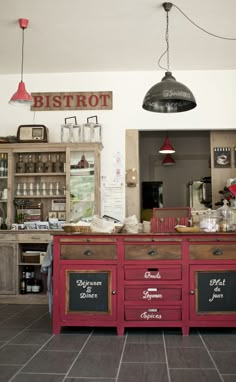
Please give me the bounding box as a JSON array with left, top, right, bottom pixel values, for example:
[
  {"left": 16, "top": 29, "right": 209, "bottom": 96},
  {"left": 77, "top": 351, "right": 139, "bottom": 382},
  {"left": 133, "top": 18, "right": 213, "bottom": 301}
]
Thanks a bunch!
[
  {"left": 158, "top": 2, "right": 236, "bottom": 71},
  {"left": 158, "top": 8, "right": 170, "bottom": 71},
  {"left": 173, "top": 3, "right": 236, "bottom": 41},
  {"left": 21, "top": 27, "right": 25, "bottom": 81}
]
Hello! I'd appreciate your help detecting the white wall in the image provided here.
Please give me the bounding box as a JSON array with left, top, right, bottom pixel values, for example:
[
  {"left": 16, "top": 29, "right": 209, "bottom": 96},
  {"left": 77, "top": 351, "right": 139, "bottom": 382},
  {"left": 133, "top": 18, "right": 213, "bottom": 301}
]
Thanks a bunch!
[{"left": 0, "top": 70, "right": 235, "bottom": 219}]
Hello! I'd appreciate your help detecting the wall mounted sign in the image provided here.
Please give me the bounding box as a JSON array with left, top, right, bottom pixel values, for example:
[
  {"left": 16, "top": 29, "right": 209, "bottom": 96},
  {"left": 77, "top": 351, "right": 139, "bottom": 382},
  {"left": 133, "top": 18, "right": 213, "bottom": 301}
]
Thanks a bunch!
[
  {"left": 213, "top": 147, "right": 231, "bottom": 168},
  {"left": 31, "top": 91, "right": 113, "bottom": 111}
]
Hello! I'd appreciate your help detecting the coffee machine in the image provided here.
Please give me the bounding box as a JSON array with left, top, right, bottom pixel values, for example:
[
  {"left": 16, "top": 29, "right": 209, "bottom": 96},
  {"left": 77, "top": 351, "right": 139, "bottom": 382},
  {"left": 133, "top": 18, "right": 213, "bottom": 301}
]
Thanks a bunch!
[{"left": 187, "top": 177, "right": 212, "bottom": 210}]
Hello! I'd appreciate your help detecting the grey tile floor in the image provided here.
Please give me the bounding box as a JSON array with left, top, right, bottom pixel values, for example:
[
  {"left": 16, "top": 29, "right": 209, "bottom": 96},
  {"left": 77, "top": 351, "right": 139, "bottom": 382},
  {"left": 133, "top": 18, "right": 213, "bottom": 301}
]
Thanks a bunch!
[{"left": 0, "top": 304, "right": 236, "bottom": 382}]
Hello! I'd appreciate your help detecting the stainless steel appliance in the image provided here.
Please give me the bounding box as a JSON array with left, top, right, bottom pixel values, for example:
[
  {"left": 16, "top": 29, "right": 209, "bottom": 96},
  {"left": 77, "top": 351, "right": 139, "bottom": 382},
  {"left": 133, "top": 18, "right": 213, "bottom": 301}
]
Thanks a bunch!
[{"left": 187, "top": 177, "right": 212, "bottom": 210}]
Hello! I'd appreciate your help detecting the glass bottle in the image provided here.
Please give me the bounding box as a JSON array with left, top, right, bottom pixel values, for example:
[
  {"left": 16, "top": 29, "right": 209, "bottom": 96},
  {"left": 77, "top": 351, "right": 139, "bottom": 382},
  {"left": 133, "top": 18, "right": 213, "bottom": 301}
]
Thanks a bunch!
[
  {"left": 32, "top": 279, "right": 41, "bottom": 293},
  {"left": 54, "top": 153, "right": 64, "bottom": 173},
  {"left": 0, "top": 154, "right": 4, "bottom": 176},
  {"left": 16, "top": 154, "right": 25, "bottom": 173},
  {"left": 45, "top": 154, "right": 53, "bottom": 173},
  {"left": 26, "top": 154, "right": 35, "bottom": 173},
  {"left": 3, "top": 154, "right": 8, "bottom": 176},
  {"left": 20, "top": 272, "right": 27, "bottom": 294},
  {"left": 35, "top": 153, "right": 45, "bottom": 173}
]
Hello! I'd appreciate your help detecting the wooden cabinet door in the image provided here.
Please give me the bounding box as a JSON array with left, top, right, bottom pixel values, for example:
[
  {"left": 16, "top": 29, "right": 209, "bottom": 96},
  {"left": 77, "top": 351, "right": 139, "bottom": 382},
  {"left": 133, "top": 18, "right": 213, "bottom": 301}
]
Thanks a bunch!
[
  {"left": 59, "top": 264, "right": 117, "bottom": 321},
  {"left": 0, "top": 243, "right": 17, "bottom": 294}
]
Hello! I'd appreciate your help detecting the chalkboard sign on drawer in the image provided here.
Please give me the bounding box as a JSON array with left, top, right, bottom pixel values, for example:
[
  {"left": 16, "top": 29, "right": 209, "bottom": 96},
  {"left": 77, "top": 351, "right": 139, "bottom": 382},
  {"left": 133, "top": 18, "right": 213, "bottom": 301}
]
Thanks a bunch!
[{"left": 66, "top": 269, "right": 111, "bottom": 314}]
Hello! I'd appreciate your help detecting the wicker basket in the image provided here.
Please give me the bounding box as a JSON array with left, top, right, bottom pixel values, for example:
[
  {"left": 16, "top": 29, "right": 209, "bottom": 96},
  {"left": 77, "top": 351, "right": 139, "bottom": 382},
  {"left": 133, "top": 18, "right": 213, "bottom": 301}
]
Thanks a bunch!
[{"left": 63, "top": 225, "right": 91, "bottom": 233}]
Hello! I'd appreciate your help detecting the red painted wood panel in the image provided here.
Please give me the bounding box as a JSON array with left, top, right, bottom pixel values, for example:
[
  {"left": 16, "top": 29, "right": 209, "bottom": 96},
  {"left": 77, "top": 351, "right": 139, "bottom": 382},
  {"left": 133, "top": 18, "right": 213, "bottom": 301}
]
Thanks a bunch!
[
  {"left": 125, "top": 286, "right": 182, "bottom": 301},
  {"left": 125, "top": 306, "right": 182, "bottom": 321},
  {"left": 124, "top": 266, "right": 181, "bottom": 281}
]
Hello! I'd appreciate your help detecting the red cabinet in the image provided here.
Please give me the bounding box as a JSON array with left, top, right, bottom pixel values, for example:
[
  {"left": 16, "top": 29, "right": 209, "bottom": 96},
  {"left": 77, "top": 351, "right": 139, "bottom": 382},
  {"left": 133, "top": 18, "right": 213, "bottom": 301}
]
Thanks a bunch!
[{"left": 53, "top": 233, "right": 236, "bottom": 335}]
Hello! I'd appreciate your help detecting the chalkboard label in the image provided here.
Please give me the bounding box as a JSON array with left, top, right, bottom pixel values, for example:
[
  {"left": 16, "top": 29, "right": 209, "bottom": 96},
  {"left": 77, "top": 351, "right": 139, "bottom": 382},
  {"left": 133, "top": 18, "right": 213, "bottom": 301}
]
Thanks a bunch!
[
  {"left": 197, "top": 271, "right": 236, "bottom": 313},
  {"left": 66, "top": 270, "right": 111, "bottom": 314}
]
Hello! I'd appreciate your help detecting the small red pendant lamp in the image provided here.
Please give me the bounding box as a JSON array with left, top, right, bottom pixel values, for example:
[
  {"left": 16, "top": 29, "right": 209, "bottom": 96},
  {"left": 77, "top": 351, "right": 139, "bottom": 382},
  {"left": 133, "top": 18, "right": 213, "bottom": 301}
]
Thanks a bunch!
[
  {"left": 9, "top": 18, "right": 33, "bottom": 106},
  {"left": 162, "top": 154, "right": 176, "bottom": 166},
  {"left": 159, "top": 137, "right": 175, "bottom": 154}
]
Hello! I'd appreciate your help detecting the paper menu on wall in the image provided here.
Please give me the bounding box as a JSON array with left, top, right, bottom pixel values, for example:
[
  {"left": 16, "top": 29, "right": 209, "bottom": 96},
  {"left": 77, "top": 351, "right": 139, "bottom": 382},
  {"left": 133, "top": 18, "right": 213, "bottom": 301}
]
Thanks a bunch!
[{"left": 102, "top": 182, "right": 124, "bottom": 221}]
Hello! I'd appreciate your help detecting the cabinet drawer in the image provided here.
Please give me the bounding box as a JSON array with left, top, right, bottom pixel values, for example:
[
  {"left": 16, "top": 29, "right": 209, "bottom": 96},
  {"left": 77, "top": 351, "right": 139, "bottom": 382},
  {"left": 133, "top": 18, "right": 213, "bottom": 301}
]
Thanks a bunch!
[
  {"left": 189, "top": 243, "right": 236, "bottom": 260},
  {"left": 125, "top": 244, "right": 181, "bottom": 260},
  {"left": 17, "top": 233, "right": 52, "bottom": 242},
  {"left": 125, "top": 286, "right": 182, "bottom": 302},
  {"left": 60, "top": 244, "right": 117, "bottom": 260},
  {"left": 124, "top": 265, "right": 182, "bottom": 281},
  {"left": 125, "top": 306, "right": 182, "bottom": 321},
  {"left": 0, "top": 233, "right": 17, "bottom": 241}
]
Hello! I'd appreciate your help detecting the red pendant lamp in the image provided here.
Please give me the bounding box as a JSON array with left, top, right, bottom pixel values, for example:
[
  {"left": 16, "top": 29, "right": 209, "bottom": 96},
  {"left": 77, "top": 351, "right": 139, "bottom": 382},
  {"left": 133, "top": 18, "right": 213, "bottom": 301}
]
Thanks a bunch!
[
  {"left": 9, "top": 18, "right": 33, "bottom": 106},
  {"left": 159, "top": 137, "right": 175, "bottom": 154},
  {"left": 162, "top": 154, "right": 176, "bottom": 166}
]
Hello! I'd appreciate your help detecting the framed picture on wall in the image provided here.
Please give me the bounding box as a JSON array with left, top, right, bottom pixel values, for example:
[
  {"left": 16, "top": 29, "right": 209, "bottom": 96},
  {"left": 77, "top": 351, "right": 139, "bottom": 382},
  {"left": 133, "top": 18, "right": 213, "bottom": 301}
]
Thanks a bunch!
[{"left": 213, "top": 147, "right": 231, "bottom": 168}]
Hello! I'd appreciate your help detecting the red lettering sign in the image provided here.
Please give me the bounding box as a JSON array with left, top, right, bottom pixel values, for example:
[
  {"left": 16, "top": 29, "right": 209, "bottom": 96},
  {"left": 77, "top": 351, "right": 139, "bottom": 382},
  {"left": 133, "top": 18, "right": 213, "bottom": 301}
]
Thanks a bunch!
[{"left": 31, "top": 92, "right": 112, "bottom": 111}]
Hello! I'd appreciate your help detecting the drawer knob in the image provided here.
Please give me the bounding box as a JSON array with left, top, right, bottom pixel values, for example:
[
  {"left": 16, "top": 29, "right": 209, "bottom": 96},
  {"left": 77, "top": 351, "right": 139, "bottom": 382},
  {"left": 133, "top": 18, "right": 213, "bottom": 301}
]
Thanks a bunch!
[
  {"left": 83, "top": 249, "right": 94, "bottom": 256},
  {"left": 147, "top": 249, "right": 157, "bottom": 256},
  {"left": 112, "top": 290, "right": 116, "bottom": 295},
  {"left": 190, "top": 290, "right": 195, "bottom": 295},
  {"left": 212, "top": 248, "right": 223, "bottom": 256}
]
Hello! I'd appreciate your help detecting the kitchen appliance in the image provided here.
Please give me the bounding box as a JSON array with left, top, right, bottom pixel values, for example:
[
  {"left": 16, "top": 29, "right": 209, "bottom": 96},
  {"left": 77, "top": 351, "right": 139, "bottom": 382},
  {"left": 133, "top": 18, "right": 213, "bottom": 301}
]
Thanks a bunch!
[
  {"left": 17, "top": 125, "right": 48, "bottom": 142},
  {"left": 187, "top": 177, "right": 212, "bottom": 210}
]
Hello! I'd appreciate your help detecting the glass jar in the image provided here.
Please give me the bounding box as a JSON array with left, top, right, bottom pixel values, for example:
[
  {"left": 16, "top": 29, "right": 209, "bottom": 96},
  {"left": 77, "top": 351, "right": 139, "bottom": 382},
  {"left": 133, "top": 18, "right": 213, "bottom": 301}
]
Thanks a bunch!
[
  {"left": 230, "top": 199, "right": 236, "bottom": 231},
  {"left": 199, "top": 209, "right": 220, "bottom": 232},
  {"left": 218, "top": 199, "right": 234, "bottom": 232}
]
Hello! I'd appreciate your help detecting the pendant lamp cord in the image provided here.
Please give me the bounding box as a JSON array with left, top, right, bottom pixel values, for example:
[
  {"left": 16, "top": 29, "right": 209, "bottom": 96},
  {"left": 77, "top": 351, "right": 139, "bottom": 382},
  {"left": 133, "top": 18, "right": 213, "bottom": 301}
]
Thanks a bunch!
[
  {"left": 173, "top": 3, "right": 236, "bottom": 41},
  {"left": 158, "top": 2, "right": 236, "bottom": 71},
  {"left": 21, "top": 27, "right": 25, "bottom": 82},
  {"left": 158, "top": 9, "right": 170, "bottom": 71}
]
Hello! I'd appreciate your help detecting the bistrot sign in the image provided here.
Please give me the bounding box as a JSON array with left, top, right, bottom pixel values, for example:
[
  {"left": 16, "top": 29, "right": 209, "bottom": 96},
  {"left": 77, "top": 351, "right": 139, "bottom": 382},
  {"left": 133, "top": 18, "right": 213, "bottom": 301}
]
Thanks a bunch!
[{"left": 31, "top": 91, "right": 112, "bottom": 111}]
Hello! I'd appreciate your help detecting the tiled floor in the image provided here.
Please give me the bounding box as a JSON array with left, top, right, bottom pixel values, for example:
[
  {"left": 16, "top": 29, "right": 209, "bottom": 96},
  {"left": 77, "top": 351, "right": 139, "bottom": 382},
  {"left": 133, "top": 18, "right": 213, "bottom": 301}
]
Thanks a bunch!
[{"left": 0, "top": 304, "right": 236, "bottom": 382}]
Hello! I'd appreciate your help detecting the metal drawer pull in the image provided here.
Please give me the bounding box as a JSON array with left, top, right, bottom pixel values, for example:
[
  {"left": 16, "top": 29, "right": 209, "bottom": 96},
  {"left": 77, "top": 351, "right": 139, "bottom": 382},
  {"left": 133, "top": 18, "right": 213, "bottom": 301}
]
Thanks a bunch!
[
  {"left": 147, "top": 268, "right": 158, "bottom": 271},
  {"left": 83, "top": 249, "right": 94, "bottom": 256},
  {"left": 148, "top": 308, "right": 159, "bottom": 312},
  {"left": 212, "top": 249, "right": 223, "bottom": 256},
  {"left": 147, "top": 249, "right": 157, "bottom": 256}
]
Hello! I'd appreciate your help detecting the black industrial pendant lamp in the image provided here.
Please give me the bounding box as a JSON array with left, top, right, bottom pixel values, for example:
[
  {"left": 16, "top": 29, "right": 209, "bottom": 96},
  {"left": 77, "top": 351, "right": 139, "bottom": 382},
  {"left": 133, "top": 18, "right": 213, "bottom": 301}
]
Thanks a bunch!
[{"left": 142, "top": 2, "right": 197, "bottom": 113}]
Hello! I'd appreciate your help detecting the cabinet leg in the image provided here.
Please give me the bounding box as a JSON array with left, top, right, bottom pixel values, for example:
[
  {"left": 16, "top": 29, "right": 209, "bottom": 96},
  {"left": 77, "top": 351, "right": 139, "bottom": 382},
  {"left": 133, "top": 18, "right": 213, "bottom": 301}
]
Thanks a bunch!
[
  {"left": 117, "top": 326, "right": 124, "bottom": 336},
  {"left": 53, "top": 323, "right": 61, "bottom": 335},
  {"left": 182, "top": 326, "right": 189, "bottom": 336}
]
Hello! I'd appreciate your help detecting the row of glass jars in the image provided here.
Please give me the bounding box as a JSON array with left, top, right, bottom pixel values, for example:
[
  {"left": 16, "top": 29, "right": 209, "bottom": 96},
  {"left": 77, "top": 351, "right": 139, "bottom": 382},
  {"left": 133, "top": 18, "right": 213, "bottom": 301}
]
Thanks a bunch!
[
  {"left": 16, "top": 153, "right": 65, "bottom": 173},
  {"left": 198, "top": 200, "right": 236, "bottom": 232}
]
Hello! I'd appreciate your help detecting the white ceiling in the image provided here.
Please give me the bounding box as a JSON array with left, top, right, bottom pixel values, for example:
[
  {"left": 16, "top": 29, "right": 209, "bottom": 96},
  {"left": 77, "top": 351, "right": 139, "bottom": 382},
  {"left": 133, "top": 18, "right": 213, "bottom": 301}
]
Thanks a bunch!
[{"left": 1, "top": 0, "right": 236, "bottom": 75}]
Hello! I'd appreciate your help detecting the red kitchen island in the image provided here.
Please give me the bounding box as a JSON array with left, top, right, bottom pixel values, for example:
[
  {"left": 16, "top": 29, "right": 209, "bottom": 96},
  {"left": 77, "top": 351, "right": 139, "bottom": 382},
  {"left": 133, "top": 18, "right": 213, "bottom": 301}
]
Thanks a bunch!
[{"left": 52, "top": 232, "right": 236, "bottom": 335}]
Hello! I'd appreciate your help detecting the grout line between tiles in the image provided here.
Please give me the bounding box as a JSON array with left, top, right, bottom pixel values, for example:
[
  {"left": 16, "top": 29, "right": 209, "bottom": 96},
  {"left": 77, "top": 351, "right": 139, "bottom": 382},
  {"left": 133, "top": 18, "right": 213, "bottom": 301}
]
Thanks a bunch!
[
  {"left": 61, "top": 329, "right": 94, "bottom": 382},
  {"left": 163, "top": 331, "right": 171, "bottom": 382},
  {"left": 114, "top": 331, "right": 128, "bottom": 382},
  {"left": 7, "top": 332, "right": 55, "bottom": 382},
  {"left": 198, "top": 330, "right": 224, "bottom": 382}
]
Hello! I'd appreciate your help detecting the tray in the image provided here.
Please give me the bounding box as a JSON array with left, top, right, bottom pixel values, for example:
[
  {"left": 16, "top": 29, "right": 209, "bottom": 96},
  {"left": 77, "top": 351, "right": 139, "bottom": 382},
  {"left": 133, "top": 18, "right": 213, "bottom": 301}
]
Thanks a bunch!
[{"left": 175, "top": 226, "right": 200, "bottom": 233}]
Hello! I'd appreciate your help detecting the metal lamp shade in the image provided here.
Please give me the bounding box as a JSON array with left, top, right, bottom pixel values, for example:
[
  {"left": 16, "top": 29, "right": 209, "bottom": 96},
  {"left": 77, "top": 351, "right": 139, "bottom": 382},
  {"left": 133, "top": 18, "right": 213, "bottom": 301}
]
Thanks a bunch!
[
  {"left": 162, "top": 154, "right": 175, "bottom": 166},
  {"left": 142, "top": 71, "right": 196, "bottom": 113},
  {"left": 159, "top": 137, "right": 175, "bottom": 154},
  {"left": 9, "top": 81, "right": 33, "bottom": 105}
]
